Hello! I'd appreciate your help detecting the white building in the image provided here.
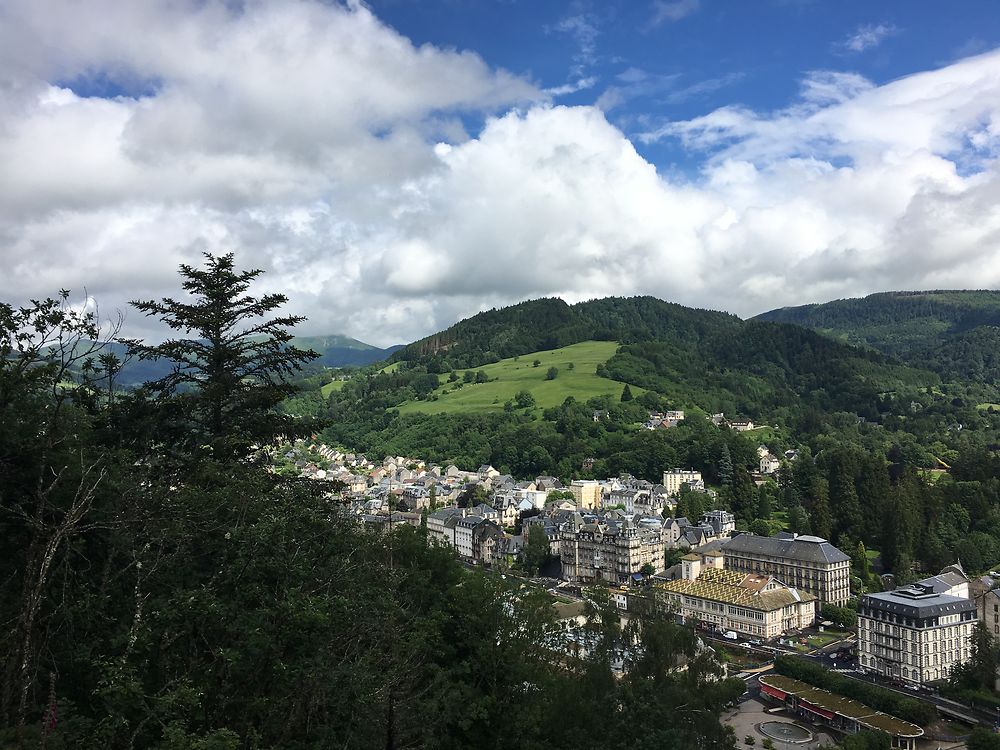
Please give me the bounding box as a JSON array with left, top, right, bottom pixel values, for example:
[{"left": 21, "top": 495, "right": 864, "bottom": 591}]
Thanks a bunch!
[
  {"left": 662, "top": 469, "right": 702, "bottom": 497},
  {"left": 758, "top": 446, "right": 781, "bottom": 475},
  {"left": 858, "top": 578, "right": 977, "bottom": 684},
  {"left": 657, "top": 557, "right": 816, "bottom": 639}
]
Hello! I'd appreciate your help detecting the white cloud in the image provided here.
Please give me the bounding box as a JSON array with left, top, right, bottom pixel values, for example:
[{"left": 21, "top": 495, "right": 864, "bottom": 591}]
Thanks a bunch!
[
  {"left": 840, "top": 22, "right": 897, "bottom": 53},
  {"left": 545, "top": 76, "right": 599, "bottom": 97},
  {"left": 2, "top": 1, "right": 1000, "bottom": 347},
  {"left": 548, "top": 12, "right": 600, "bottom": 78},
  {"left": 648, "top": 0, "right": 700, "bottom": 29}
]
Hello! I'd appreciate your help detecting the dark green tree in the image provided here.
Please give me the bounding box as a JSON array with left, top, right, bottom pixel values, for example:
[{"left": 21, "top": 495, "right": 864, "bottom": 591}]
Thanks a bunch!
[
  {"left": 546, "top": 366, "right": 559, "bottom": 381},
  {"left": 787, "top": 504, "right": 811, "bottom": 535},
  {"left": 514, "top": 390, "right": 537, "bottom": 409},
  {"left": 718, "top": 443, "right": 733, "bottom": 487},
  {"left": 524, "top": 523, "right": 551, "bottom": 575},
  {"left": 125, "top": 253, "right": 318, "bottom": 458},
  {"left": 621, "top": 384, "right": 633, "bottom": 402},
  {"left": 968, "top": 727, "right": 1000, "bottom": 750},
  {"left": 809, "top": 477, "right": 834, "bottom": 540}
]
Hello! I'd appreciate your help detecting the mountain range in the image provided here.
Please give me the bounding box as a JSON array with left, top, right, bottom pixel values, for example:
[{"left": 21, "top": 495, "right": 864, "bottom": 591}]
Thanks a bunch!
[{"left": 67, "top": 334, "right": 402, "bottom": 385}]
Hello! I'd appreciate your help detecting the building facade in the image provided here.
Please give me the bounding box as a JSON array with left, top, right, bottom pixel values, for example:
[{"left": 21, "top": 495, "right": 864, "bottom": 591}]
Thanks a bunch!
[
  {"left": 560, "top": 517, "right": 664, "bottom": 583},
  {"left": 569, "top": 479, "right": 601, "bottom": 510},
  {"left": 662, "top": 469, "right": 702, "bottom": 496},
  {"left": 858, "top": 579, "right": 977, "bottom": 684},
  {"left": 722, "top": 533, "right": 851, "bottom": 606},
  {"left": 657, "top": 563, "right": 816, "bottom": 639}
]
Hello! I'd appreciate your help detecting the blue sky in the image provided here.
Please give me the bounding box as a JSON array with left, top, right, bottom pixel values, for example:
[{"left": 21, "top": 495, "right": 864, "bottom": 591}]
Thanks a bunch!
[
  {"left": 1, "top": 0, "right": 1000, "bottom": 345},
  {"left": 370, "top": 0, "right": 1000, "bottom": 171}
]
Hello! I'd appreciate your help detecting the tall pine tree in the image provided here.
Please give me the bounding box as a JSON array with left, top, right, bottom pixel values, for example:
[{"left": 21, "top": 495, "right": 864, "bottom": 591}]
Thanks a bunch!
[{"left": 125, "top": 253, "right": 319, "bottom": 458}]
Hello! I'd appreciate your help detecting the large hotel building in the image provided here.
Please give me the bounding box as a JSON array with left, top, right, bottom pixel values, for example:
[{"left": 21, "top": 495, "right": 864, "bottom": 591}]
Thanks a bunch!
[
  {"left": 858, "top": 573, "right": 976, "bottom": 685},
  {"left": 722, "top": 532, "right": 851, "bottom": 606}
]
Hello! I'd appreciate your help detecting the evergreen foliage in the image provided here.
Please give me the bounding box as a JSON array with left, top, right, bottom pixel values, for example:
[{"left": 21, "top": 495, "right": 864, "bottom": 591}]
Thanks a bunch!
[
  {"left": 123, "top": 253, "right": 319, "bottom": 458},
  {"left": 0, "top": 271, "right": 744, "bottom": 748},
  {"left": 757, "top": 290, "right": 1000, "bottom": 383}
]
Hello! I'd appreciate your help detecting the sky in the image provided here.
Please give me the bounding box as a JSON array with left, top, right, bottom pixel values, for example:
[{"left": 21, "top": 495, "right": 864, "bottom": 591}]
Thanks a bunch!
[{"left": 2, "top": 0, "right": 1000, "bottom": 346}]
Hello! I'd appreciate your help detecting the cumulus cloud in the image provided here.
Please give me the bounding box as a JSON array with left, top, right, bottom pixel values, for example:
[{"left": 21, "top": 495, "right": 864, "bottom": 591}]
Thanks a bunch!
[{"left": 1, "top": 0, "right": 1000, "bottom": 347}]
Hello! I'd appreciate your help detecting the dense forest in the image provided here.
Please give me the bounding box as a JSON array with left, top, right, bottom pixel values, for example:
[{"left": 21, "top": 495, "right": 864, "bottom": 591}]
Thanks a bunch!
[
  {"left": 0, "top": 257, "right": 744, "bottom": 749},
  {"left": 756, "top": 290, "right": 1000, "bottom": 383}
]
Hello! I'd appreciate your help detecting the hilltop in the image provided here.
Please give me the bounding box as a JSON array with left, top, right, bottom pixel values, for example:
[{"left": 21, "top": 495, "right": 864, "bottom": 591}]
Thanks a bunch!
[
  {"left": 314, "top": 296, "right": 1000, "bottom": 474},
  {"left": 391, "top": 296, "right": 742, "bottom": 369},
  {"left": 384, "top": 296, "right": 934, "bottom": 422},
  {"left": 756, "top": 290, "right": 1000, "bottom": 383}
]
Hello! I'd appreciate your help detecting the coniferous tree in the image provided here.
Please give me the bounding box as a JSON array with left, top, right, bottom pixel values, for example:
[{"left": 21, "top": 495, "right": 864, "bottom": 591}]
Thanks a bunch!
[
  {"left": 125, "top": 253, "right": 319, "bottom": 458},
  {"left": 810, "top": 477, "right": 834, "bottom": 540},
  {"left": 718, "top": 443, "right": 733, "bottom": 487}
]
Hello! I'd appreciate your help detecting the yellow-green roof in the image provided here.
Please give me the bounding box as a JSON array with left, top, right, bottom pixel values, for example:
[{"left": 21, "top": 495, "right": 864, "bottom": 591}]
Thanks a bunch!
[
  {"left": 656, "top": 568, "right": 815, "bottom": 611},
  {"left": 759, "top": 675, "right": 923, "bottom": 738}
]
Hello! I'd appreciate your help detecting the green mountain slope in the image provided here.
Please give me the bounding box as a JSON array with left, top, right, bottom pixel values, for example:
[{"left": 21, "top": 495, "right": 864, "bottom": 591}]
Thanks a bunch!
[
  {"left": 755, "top": 290, "right": 1000, "bottom": 382},
  {"left": 334, "top": 297, "right": 940, "bottom": 432},
  {"left": 391, "top": 296, "right": 744, "bottom": 368},
  {"left": 396, "top": 340, "right": 638, "bottom": 415}
]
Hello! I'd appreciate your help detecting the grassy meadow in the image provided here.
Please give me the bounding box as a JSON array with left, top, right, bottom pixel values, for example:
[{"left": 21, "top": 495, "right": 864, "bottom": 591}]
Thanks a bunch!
[{"left": 396, "top": 341, "right": 640, "bottom": 415}]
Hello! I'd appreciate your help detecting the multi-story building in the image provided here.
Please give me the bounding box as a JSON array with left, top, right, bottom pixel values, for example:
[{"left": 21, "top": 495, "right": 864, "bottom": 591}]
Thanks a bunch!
[
  {"left": 560, "top": 515, "right": 664, "bottom": 584},
  {"left": 427, "top": 507, "right": 459, "bottom": 545},
  {"left": 569, "top": 479, "right": 601, "bottom": 510},
  {"left": 858, "top": 578, "right": 977, "bottom": 684},
  {"left": 656, "top": 560, "right": 816, "bottom": 639},
  {"left": 701, "top": 510, "right": 736, "bottom": 538},
  {"left": 722, "top": 532, "right": 851, "bottom": 606},
  {"left": 662, "top": 469, "right": 702, "bottom": 497}
]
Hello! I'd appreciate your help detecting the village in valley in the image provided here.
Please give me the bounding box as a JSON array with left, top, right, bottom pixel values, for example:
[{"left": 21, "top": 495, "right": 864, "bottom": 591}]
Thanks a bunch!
[{"left": 269, "top": 409, "right": 997, "bottom": 750}]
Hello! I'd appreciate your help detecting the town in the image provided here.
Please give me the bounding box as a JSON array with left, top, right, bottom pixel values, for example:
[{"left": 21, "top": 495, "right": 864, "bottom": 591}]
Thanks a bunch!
[{"left": 270, "top": 432, "right": 1000, "bottom": 748}]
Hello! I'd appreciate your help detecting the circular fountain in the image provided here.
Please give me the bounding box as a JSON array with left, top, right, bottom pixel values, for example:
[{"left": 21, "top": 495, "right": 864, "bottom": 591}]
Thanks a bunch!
[{"left": 757, "top": 721, "right": 814, "bottom": 744}]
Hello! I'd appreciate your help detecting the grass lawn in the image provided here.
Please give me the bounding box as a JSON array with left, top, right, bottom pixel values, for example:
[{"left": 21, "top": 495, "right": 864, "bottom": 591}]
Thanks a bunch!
[
  {"left": 789, "top": 629, "right": 848, "bottom": 653},
  {"left": 977, "top": 402, "right": 1000, "bottom": 411},
  {"left": 397, "top": 341, "right": 639, "bottom": 416},
  {"left": 320, "top": 379, "right": 347, "bottom": 398}
]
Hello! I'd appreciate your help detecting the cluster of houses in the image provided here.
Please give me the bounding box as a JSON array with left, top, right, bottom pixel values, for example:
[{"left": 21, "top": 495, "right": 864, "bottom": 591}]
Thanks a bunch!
[
  {"left": 269, "top": 440, "right": 1000, "bottom": 679},
  {"left": 709, "top": 412, "right": 757, "bottom": 432}
]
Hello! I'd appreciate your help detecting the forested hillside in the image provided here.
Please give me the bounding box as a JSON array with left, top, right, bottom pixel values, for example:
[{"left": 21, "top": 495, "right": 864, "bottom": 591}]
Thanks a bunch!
[
  {"left": 324, "top": 296, "right": 1000, "bottom": 471},
  {"left": 392, "top": 296, "right": 744, "bottom": 369},
  {"left": 756, "top": 290, "right": 1000, "bottom": 383}
]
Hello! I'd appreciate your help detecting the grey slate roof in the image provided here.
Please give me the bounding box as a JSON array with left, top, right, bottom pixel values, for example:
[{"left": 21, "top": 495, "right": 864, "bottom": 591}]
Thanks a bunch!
[
  {"left": 723, "top": 533, "right": 850, "bottom": 564},
  {"left": 862, "top": 584, "right": 976, "bottom": 618},
  {"left": 919, "top": 571, "right": 967, "bottom": 593}
]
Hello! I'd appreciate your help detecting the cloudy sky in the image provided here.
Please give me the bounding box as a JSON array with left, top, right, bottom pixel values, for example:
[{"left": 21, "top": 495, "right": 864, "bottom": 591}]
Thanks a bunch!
[{"left": 2, "top": 0, "right": 1000, "bottom": 346}]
